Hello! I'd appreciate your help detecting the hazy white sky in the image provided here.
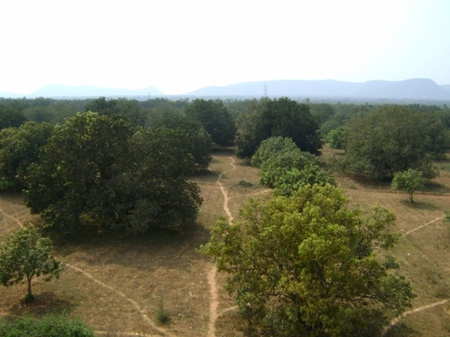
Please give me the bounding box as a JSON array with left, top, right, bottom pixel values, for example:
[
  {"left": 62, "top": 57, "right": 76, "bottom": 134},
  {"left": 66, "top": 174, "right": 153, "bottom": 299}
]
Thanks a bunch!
[{"left": 1, "top": 0, "right": 449, "bottom": 95}]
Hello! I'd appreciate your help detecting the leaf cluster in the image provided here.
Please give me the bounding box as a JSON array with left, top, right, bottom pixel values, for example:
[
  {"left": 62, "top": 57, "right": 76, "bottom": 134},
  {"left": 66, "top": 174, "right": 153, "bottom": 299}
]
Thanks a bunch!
[
  {"left": 24, "top": 112, "right": 202, "bottom": 235},
  {"left": 341, "top": 106, "right": 444, "bottom": 180},
  {"left": 0, "top": 225, "right": 63, "bottom": 298},
  {"left": 235, "top": 97, "right": 322, "bottom": 158},
  {"left": 0, "top": 313, "right": 94, "bottom": 337},
  {"left": 202, "top": 184, "right": 413, "bottom": 336}
]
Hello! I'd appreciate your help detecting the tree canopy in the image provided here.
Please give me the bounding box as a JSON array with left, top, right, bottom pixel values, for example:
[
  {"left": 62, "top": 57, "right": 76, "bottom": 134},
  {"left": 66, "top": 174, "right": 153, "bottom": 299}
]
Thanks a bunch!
[
  {"left": 0, "top": 121, "right": 54, "bottom": 189},
  {"left": 341, "top": 106, "right": 443, "bottom": 180},
  {"left": 391, "top": 169, "right": 427, "bottom": 203},
  {"left": 235, "top": 97, "right": 322, "bottom": 158},
  {"left": 185, "top": 99, "right": 236, "bottom": 147},
  {"left": 25, "top": 112, "right": 202, "bottom": 235},
  {"left": 0, "top": 225, "right": 63, "bottom": 301},
  {"left": 202, "top": 184, "right": 413, "bottom": 336}
]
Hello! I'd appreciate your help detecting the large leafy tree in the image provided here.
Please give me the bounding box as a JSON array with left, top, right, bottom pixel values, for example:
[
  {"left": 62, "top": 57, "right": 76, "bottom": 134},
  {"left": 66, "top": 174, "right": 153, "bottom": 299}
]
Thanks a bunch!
[
  {"left": 185, "top": 99, "right": 236, "bottom": 146},
  {"left": 0, "top": 225, "right": 63, "bottom": 301},
  {"left": 150, "top": 114, "right": 212, "bottom": 170},
  {"left": 0, "top": 122, "right": 54, "bottom": 189},
  {"left": 85, "top": 97, "right": 147, "bottom": 126},
  {"left": 342, "top": 106, "right": 442, "bottom": 180},
  {"left": 202, "top": 184, "right": 413, "bottom": 336},
  {"left": 0, "top": 105, "right": 26, "bottom": 131},
  {"left": 25, "top": 112, "right": 202, "bottom": 235},
  {"left": 235, "top": 97, "right": 322, "bottom": 158}
]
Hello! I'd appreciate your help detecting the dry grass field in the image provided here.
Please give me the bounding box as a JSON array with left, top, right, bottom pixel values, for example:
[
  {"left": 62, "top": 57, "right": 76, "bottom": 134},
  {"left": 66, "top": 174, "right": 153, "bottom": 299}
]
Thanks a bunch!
[{"left": 0, "top": 147, "right": 449, "bottom": 336}]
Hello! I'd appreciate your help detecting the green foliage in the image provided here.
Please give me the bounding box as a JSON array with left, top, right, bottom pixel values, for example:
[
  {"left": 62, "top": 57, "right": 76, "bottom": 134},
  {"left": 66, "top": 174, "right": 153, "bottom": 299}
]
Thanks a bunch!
[
  {"left": 85, "top": 97, "right": 147, "bottom": 126},
  {"left": 0, "top": 313, "right": 94, "bottom": 337},
  {"left": 0, "top": 105, "right": 27, "bottom": 130},
  {"left": 155, "top": 300, "right": 171, "bottom": 325},
  {"left": 259, "top": 149, "right": 317, "bottom": 188},
  {"left": 0, "top": 122, "right": 54, "bottom": 189},
  {"left": 250, "top": 136, "right": 299, "bottom": 168},
  {"left": 235, "top": 97, "right": 322, "bottom": 158},
  {"left": 25, "top": 112, "right": 202, "bottom": 235},
  {"left": 0, "top": 224, "right": 63, "bottom": 299},
  {"left": 326, "top": 126, "right": 348, "bottom": 150},
  {"left": 150, "top": 114, "right": 212, "bottom": 170},
  {"left": 391, "top": 169, "right": 427, "bottom": 203},
  {"left": 342, "top": 106, "right": 441, "bottom": 180},
  {"left": 273, "top": 165, "right": 336, "bottom": 196},
  {"left": 201, "top": 184, "right": 413, "bottom": 336},
  {"left": 185, "top": 99, "right": 236, "bottom": 147}
]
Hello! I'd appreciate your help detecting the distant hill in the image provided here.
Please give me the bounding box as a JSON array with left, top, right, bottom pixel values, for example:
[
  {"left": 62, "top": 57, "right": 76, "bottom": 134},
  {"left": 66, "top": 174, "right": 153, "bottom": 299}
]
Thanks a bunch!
[
  {"left": 187, "top": 79, "right": 450, "bottom": 101},
  {"left": 0, "top": 84, "right": 164, "bottom": 98},
  {"left": 441, "top": 85, "right": 450, "bottom": 93}
]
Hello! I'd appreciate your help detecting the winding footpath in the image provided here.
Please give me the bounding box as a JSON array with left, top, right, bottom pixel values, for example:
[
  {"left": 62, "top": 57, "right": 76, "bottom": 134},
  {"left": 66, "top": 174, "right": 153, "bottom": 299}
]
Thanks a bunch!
[
  {"left": 384, "top": 214, "right": 448, "bottom": 335},
  {"left": 1, "top": 202, "right": 176, "bottom": 337},
  {"left": 207, "top": 157, "right": 236, "bottom": 337}
]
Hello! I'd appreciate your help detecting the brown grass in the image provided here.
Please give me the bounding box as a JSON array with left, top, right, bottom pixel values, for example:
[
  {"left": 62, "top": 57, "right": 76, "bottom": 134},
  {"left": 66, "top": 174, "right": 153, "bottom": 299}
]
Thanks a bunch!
[{"left": 1, "top": 147, "right": 449, "bottom": 336}]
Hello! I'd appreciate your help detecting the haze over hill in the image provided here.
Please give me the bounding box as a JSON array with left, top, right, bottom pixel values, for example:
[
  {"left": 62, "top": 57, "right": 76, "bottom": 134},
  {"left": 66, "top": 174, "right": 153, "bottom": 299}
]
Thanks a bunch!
[
  {"left": 2, "top": 79, "right": 449, "bottom": 102},
  {"left": 188, "top": 79, "right": 450, "bottom": 101},
  {"left": 0, "top": 84, "right": 162, "bottom": 99}
]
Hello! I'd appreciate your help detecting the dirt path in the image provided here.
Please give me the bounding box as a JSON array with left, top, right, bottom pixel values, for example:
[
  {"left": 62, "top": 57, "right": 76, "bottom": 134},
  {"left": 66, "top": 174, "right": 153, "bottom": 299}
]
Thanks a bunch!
[
  {"left": 0, "top": 205, "right": 25, "bottom": 229},
  {"left": 207, "top": 157, "right": 236, "bottom": 337},
  {"left": 402, "top": 216, "right": 444, "bottom": 236},
  {"left": 385, "top": 299, "right": 449, "bottom": 335},
  {"left": 384, "top": 214, "right": 449, "bottom": 334},
  {"left": 1, "top": 201, "right": 175, "bottom": 337}
]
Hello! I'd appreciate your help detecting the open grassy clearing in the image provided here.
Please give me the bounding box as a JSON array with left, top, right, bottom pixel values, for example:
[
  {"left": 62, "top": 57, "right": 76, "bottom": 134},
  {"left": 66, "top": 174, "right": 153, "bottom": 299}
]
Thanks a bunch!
[
  {"left": 1, "top": 148, "right": 449, "bottom": 336},
  {"left": 0, "top": 149, "right": 267, "bottom": 337}
]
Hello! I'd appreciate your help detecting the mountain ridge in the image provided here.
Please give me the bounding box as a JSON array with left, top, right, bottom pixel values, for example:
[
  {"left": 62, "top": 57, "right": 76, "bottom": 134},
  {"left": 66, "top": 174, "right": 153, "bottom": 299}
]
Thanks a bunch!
[
  {"left": 187, "top": 79, "right": 450, "bottom": 101},
  {"left": 1, "top": 79, "right": 450, "bottom": 101}
]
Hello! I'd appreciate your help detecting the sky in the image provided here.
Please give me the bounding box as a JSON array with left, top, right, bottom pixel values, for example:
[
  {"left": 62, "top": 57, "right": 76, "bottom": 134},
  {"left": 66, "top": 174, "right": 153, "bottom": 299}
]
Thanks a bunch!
[{"left": 1, "top": 0, "right": 449, "bottom": 95}]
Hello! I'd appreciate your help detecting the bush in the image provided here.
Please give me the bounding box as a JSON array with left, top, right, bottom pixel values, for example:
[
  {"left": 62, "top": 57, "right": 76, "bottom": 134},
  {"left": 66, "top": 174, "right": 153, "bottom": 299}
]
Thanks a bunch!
[{"left": 0, "top": 313, "right": 94, "bottom": 337}]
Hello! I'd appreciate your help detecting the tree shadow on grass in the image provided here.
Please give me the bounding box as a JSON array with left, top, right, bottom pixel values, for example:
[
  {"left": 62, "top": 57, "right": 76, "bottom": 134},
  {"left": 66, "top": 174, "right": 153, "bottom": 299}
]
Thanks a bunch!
[
  {"left": 384, "top": 322, "right": 416, "bottom": 337},
  {"left": 7, "top": 292, "right": 75, "bottom": 319},
  {"left": 400, "top": 199, "right": 439, "bottom": 211}
]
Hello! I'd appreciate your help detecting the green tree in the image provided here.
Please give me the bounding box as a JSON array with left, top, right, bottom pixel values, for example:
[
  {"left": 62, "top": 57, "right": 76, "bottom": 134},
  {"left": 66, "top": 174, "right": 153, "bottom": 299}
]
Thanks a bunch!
[
  {"left": 342, "top": 106, "right": 440, "bottom": 180},
  {"left": 0, "top": 313, "right": 94, "bottom": 337},
  {"left": 391, "top": 168, "right": 427, "bottom": 203},
  {"left": 235, "top": 97, "right": 322, "bottom": 158},
  {"left": 259, "top": 149, "right": 318, "bottom": 188},
  {"left": 326, "top": 126, "right": 348, "bottom": 150},
  {"left": 0, "top": 225, "right": 63, "bottom": 301},
  {"left": 202, "top": 184, "right": 413, "bottom": 336},
  {"left": 25, "top": 112, "right": 202, "bottom": 235},
  {"left": 250, "top": 136, "right": 299, "bottom": 168},
  {"left": 273, "top": 165, "right": 336, "bottom": 196},
  {"left": 0, "top": 122, "right": 54, "bottom": 189},
  {"left": 185, "top": 99, "right": 236, "bottom": 146},
  {"left": 0, "top": 105, "right": 26, "bottom": 130},
  {"left": 150, "top": 115, "right": 212, "bottom": 170}
]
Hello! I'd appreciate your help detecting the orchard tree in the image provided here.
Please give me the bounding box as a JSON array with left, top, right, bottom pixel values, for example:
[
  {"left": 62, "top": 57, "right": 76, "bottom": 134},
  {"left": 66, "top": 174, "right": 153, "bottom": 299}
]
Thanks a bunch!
[
  {"left": 250, "top": 136, "right": 299, "bottom": 168},
  {"left": 273, "top": 165, "right": 336, "bottom": 196},
  {"left": 342, "top": 106, "right": 441, "bottom": 180},
  {"left": 202, "top": 184, "right": 413, "bottom": 336},
  {"left": 391, "top": 168, "right": 427, "bottom": 203},
  {"left": 25, "top": 112, "right": 202, "bottom": 235},
  {"left": 0, "top": 105, "right": 26, "bottom": 130},
  {"left": 0, "top": 225, "right": 63, "bottom": 302},
  {"left": 150, "top": 114, "right": 212, "bottom": 170},
  {"left": 235, "top": 97, "right": 322, "bottom": 158},
  {"left": 185, "top": 99, "right": 235, "bottom": 146},
  {"left": 0, "top": 122, "right": 54, "bottom": 189}
]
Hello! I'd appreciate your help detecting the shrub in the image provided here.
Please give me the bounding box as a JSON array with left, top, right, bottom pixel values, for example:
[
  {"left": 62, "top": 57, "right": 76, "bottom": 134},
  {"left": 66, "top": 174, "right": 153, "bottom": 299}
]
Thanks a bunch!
[{"left": 0, "top": 313, "right": 94, "bottom": 337}]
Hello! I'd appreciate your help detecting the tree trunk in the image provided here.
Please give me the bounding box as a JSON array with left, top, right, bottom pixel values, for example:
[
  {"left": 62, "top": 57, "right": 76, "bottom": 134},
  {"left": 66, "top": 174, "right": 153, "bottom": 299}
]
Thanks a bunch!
[{"left": 27, "top": 276, "right": 33, "bottom": 297}]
